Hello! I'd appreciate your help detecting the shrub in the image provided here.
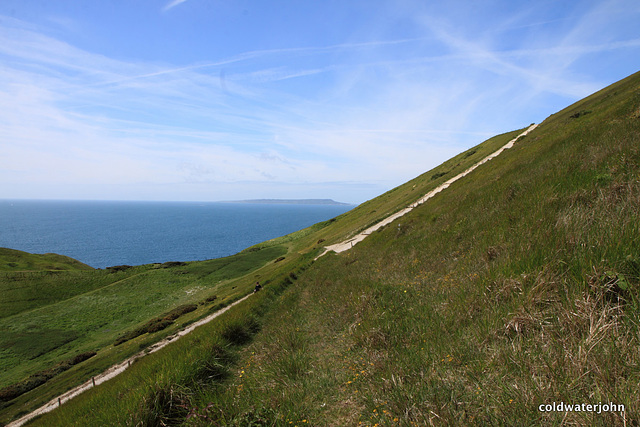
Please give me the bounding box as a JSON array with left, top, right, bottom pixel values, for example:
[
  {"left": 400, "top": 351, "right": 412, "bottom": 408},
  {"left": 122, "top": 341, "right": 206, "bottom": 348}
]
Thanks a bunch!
[
  {"left": 570, "top": 109, "right": 592, "bottom": 119},
  {"left": 162, "top": 261, "right": 187, "bottom": 268},
  {"left": 115, "top": 305, "right": 197, "bottom": 345},
  {"left": 208, "top": 302, "right": 228, "bottom": 313},
  {"left": 0, "top": 351, "right": 97, "bottom": 402},
  {"left": 146, "top": 320, "right": 174, "bottom": 333},
  {"left": 107, "top": 265, "right": 132, "bottom": 272},
  {"left": 163, "top": 304, "right": 197, "bottom": 321},
  {"left": 431, "top": 171, "right": 448, "bottom": 181},
  {"left": 463, "top": 149, "right": 477, "bottom": 158},
  {"left": 70, "top": 351, "right": 97, "bottom": 365}
]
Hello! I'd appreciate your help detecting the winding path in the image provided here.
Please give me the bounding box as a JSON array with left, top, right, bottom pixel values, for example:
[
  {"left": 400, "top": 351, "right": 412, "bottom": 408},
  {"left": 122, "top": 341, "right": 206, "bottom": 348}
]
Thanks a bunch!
[{"left": 316, "top": 124, "right": 538, "bottom": 259}]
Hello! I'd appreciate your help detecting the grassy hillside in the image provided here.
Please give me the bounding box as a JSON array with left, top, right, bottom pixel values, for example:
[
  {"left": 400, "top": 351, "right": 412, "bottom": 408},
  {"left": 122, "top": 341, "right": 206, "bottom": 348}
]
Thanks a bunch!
[
  {"left": 0, "top": 247, "right": 286, "bottom": 385},
  {"left": 0, "top": 245, "right": 292, "bottom": 423},
  {"left": 6, "top": 70, "right": 640, "bottom": 426},
  {"left": 216, "top": 72, "right": 638, "bottom": 426},
  {"left": 0, "top": 126, "right": 526, "bottom": 425},
  {"left": 0, "top": 248, "right": 93, "bottom": 272}
]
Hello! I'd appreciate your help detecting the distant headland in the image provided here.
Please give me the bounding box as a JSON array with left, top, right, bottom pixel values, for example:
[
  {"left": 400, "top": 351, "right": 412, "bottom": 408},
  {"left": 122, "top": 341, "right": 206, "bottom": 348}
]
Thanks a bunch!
[{"left": 222, "top": 199, "right": 353, "bottom": 206}]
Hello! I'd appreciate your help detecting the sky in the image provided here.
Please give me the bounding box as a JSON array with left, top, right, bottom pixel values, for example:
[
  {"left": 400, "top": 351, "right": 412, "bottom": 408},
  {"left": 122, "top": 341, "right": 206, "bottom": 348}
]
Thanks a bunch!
[{"left": 1, "top": 0, "right": 639, "bottom": 204}]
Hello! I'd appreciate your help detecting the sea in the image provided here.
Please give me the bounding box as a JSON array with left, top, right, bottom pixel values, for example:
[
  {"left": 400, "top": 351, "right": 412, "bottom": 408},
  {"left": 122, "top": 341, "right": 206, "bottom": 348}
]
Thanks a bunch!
[{"left": 0, "top": 200, "right": 353, "bottom": 269}]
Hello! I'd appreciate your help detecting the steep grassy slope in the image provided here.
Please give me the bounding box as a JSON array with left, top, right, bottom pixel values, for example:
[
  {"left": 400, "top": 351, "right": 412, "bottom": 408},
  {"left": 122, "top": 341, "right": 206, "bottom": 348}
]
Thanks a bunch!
[
  {"left": 15, "top": 70, "right": 640, "bottom": 426},
  {"left": 202, "top": 71, "right": 638, "bottom": 426},
  {"left": 274, "top": 127, "right": 526, "bottom": 252}
]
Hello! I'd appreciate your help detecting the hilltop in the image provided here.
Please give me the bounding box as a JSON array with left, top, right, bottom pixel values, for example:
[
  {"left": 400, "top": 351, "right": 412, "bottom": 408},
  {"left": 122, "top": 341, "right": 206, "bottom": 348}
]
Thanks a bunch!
[
  {"left": 0, "top": 248, "right": 93, "bottom": 272},
  {"left": 3, "top": 70, "right": 639, "bottom": 426}
]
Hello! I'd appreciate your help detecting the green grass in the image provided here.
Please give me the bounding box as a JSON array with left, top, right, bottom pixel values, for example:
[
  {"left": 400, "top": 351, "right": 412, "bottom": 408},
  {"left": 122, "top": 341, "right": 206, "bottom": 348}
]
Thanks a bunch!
[
  {"left": 202, "top": 71, "right": 638, "bottom": 426},
  {"left": 0, "top": 248, "right": 94, "bottom": 272},
  {"left": 8, "top": 70, "right": 640, "bottom": 426},
  {"left": 22, "top": 257, "right": 312, "bottom": 426},
  {"left": 0, "top": 269, "right": 135, "bottom": 319},
  {"left": 0, "top": 244, "right": 289, "bottom": 423}
]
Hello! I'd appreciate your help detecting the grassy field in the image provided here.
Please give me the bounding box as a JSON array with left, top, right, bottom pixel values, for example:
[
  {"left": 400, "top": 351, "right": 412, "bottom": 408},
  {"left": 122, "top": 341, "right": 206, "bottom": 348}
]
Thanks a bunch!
[
  {"left": 4, "top": 70, "right": 640, "bottom": 425},
  {"left": 0, "top": 244, "right": 290, "bottom": 423}
]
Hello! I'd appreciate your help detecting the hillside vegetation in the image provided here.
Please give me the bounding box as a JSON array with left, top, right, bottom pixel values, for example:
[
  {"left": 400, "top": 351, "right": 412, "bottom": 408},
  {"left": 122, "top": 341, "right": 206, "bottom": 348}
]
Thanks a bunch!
[
  {"left": 0, "top": 246, "right": 288, "bottom": 422},
  {"left": 0, "top": 248, "right": 93, "bottom": 272},
  {"left": 4, "top": 70, "right": 640, "bottom": 426},
  {"left": 0, "top": 127, "right": 525, "bottom": 426}
]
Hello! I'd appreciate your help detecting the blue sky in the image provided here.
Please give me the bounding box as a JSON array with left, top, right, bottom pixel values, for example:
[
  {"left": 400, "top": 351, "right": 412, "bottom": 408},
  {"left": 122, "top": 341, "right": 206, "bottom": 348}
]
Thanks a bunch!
[{"left": 1, "top": 0, "right": 639, "bottom": 204}]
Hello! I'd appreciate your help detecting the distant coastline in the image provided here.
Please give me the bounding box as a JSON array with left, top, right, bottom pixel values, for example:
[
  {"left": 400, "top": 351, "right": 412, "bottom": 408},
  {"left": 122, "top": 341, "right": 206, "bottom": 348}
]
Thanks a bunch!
[{"left": 222, "top": 199, "right": 354, "bottom": 206}]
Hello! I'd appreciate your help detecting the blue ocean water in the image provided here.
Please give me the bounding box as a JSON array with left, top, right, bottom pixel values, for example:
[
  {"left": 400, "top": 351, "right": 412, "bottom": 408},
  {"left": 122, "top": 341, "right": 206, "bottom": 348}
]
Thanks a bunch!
[{"left": 0, "top": 200, "right": 353, "bottom": 268}]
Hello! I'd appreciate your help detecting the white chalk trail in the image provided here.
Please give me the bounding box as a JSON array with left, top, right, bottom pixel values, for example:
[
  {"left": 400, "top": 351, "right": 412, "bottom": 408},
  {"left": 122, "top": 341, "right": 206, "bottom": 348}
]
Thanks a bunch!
[{"left": 316, "top": 124, "right": 538, "bottom": 259}]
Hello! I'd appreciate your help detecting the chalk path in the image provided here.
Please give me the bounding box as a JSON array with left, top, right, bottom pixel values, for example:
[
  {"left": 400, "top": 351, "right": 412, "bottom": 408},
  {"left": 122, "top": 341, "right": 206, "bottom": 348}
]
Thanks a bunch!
[
  {"left": 7, "top": 293, "right": 253, "bottom": 427},
  {"left": 316, "top": 124, "right": 538, "bottom": 259}
]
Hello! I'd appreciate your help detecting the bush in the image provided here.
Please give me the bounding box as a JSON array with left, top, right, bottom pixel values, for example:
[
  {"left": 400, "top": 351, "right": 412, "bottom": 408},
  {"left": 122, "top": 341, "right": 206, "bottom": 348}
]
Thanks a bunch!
[
  {"left": 163, "top": 304, "right": 197, "bottom": 321},
  {"left": 162, "top": 261, "right": 187, "bottom": 268},
  {"left": 431, "top": 171, "right": 448, "bottom": 181},
  {"left": 114, "top": 328, "right": 146, "bottom": 346},
  {"left": 0, "top": 351, "right": 97, "bottom": 402},
  {"left": 208, "top": 302, "right": 228, "bottom": 313},
  {"left": 463, "top": 149, "right": 477, "bottom": 158},
  {"left": 70, "top": 351, "right": 97, "bottom": 365},
  {"left": 107, "top": 265, "right": 133, "bottom": 272},
  {"left": 570, "top": 109, "right": 592, "bottom": 119},
  {"left": 115, "top": 305, "right": 197, "bottom": 345},
  {"left": 146, "top": 320, "right": 174, "bottom": 333}
]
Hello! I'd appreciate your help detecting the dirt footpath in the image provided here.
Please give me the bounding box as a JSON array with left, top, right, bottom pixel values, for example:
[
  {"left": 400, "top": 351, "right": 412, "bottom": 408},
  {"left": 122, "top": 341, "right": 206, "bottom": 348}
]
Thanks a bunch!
[{"left": 316, "top": 124, "right": 538, "bottom": 259}]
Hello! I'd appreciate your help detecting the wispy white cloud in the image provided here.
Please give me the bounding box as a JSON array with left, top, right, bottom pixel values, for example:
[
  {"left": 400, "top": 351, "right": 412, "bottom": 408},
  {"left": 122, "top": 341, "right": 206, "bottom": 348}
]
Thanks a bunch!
[
  {"left": 1, "top": 1, "right": 639, "bottom": 203},
  {"left": 162, "top": 0, "right": 189, "bottom": 12}
]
